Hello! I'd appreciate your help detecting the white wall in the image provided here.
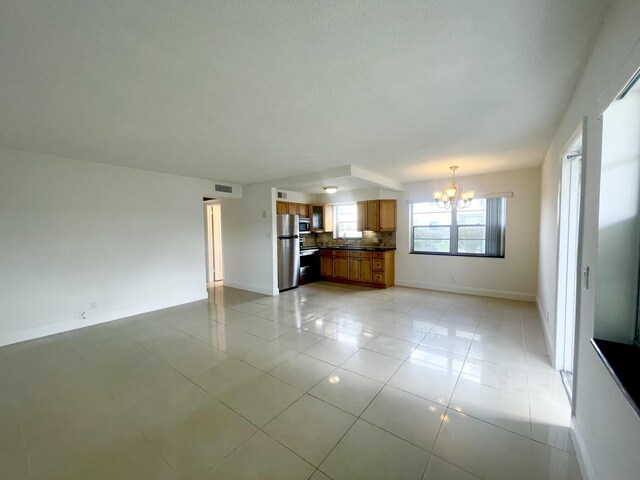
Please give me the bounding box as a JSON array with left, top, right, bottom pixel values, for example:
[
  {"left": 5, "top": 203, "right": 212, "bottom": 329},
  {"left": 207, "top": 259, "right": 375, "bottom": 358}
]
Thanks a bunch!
[
  {"left": 220, "top": 183, "right": 278, "bottom": 295},
  {"left": 396, "top": 168, "right": 540, "bottom": 301},
  {"left": 0, "top": 148, "right": 212, "bottom": 346},
  {"left": 537, "top": 0, "right": 640, "bottom": 477}
]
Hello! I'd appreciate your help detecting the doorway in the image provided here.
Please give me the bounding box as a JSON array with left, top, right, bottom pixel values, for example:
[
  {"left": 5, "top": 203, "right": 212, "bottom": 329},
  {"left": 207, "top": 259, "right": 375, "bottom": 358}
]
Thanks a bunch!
[
  {"left": 555, "top": 132, "right": 583, "bottom": 399},
  {"left": 204, "top": 201, "right": 224, "bottom": 284}
]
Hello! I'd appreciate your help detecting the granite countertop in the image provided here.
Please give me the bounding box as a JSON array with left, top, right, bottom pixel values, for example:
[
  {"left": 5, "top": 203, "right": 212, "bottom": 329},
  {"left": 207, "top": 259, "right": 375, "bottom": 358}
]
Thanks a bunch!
[{"left": 315, "top": 245, "right": 397, "bottom": 252}]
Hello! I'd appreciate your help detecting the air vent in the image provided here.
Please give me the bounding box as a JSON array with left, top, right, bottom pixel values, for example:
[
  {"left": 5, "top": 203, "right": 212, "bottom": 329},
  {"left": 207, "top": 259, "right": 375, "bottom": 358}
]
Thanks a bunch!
[
  {"left": 277, "top": 191, "right": 287, "bottom": 199},
  {"left": 215, "top": 184, "right": 233, "bottom": 194}
]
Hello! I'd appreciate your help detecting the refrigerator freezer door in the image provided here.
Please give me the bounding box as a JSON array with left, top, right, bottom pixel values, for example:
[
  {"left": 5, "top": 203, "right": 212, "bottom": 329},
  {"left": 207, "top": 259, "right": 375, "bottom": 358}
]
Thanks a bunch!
[
  {"left": 277, "top": 214, "right": 299, "bottom": 237},
  {"left": 278, "top": 237, "right": 300, "bottom": 291}
]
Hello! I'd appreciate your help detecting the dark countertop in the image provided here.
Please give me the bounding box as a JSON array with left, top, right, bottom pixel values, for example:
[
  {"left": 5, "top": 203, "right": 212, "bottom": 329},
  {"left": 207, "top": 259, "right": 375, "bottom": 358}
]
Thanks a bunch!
[
  {"left": 591, "top": 338, "right": 640, "bottom": 418},
  {"left": 313, "top": 245, "right": 397, "bottom": 252}
]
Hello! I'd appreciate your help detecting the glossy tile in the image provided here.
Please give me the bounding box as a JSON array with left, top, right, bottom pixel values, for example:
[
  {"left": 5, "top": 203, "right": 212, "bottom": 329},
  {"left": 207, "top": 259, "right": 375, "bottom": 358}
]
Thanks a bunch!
[
  {"left": 530, "top": 400, "right": 575, "bottom": 454},
  {"left": 205, "top": 431, "right": 315, "bottom": 480},
  {"left": 304, "top": 337, "right": 359, "bottom": 366},
  {"left": 532, "top": 441, "right": 582, "bottom": 480},
  {"left": 341, "top": 348, "right": 403, "bottom": 382},
  {"left": 410, "top": 345, "right": 466, "bottom": 375},
  {"left": 362, "top": 385, "right": 445, "bottom": 451},
  {"left": 89, "top": 443, "right": 176, "bottom": 480},
  {"left": 422, "top": 455, "right": 481, "bottom": 480},
  {"left": 139, "top": 400, "right": 256, "bottom": 478},
  {"left": 449, "top": 377, "right": 532, "bottom": 437},
  {"left": 220, "top": 374, "right": 303, "bottom": 427},
  {"left": 364, "top": 335, "right": 417, "bottom": 360},
  {"left": 274, "top": 329, "right": 325, "bottom": 351},
  {"left": 388, "top": 359, "right": 458, "bottom": 406},
  {"left": 309, "top": 368, "right": 384, "bottom": 416},
  {"left": 191, "top": 358, "right": 263, "bottom": 397},
  {"left": 238, "top": 342, "right": 298, "bottom": 371},
  {"left": 320, "top": 419, "right": 429, "bottom": 480},
  {"left": 433, "top": 409, "right": 535, "bottom": 480},
  {"left": 0, "top": 283, "right": 572, "bottom": 480},
  {"left": 104, "top": 363, "right": 189, "bottom": 406},
  {"left": 264, "top": 394, "right": 356, "bottom": 466},
  {"left": 421, "top": 332, "right": 472, "bottom": 355},
  {"left": 460, "top": 356, "right": 529, "bottom": 396},
  {"left": 327, "top": 324, "right": 378, "bottom": 347},
  {"left": 269, "top": 353, "right": 336, "bottom": 391}
]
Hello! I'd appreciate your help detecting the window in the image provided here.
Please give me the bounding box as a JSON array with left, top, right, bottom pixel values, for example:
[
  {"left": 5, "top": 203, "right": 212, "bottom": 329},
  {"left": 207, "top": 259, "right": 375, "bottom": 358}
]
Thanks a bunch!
[
  {"left": 411, "top": 198, "right": 506, "bottom": 257},
  {"left": 334, "top": 203, "right": 362, "bottom": 239}
]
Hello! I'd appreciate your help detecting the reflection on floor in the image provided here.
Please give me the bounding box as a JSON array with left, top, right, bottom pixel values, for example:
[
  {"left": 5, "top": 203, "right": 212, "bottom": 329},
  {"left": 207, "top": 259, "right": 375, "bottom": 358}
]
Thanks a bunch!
[{"left": 0, "top": 282, "right": 581, "bottom": 479}]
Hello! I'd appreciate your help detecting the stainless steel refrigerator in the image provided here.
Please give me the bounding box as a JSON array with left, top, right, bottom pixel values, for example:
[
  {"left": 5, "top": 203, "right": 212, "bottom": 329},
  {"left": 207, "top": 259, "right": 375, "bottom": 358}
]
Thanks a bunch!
[{"left": 277, "top": 214, "right": 300, "bottom": 291}]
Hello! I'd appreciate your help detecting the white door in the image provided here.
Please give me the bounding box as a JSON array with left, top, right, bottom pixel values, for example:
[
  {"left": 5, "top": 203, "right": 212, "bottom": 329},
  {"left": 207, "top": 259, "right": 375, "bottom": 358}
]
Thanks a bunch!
[{"left": 556, "top": 135, "right": 583, "bottom": 397}]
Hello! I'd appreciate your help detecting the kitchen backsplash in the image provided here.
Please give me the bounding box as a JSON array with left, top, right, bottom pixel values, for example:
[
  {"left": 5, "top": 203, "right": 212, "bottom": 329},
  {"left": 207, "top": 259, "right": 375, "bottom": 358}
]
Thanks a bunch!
[{"left": 301, "top": 231, "right": 395, "bottom": 248}]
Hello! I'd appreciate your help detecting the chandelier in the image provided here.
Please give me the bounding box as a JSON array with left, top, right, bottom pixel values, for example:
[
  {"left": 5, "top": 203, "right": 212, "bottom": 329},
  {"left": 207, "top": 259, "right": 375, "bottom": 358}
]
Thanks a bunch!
[{"left": 434, "top": 166, "right": 474, "bottom": 209}]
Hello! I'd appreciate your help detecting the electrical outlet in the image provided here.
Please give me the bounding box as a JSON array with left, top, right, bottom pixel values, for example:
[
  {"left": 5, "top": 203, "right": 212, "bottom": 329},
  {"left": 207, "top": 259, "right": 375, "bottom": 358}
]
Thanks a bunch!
[
  {"left": 81, "top": 312, "right": 87, "bottom": 320},
  {"left": 451, "top": 275, "right": 455, "bottom": 283},
  {"left": 90, "top": 302, "right": 97, "bottom": 309}
]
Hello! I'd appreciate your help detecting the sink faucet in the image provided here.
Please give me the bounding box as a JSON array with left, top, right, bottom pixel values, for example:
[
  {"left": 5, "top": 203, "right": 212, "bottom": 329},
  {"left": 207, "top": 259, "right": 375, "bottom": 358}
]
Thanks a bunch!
[{"left": 342, "top": 233, "right": 349, "bottom": 246}]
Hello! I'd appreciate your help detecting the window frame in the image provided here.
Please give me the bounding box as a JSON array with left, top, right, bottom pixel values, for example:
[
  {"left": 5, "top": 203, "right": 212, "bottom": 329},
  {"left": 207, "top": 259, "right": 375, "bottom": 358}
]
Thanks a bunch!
[
  {"left": 410, "top": 198, "right": 506, "bottom": 258},
  {"left": 333, "top": 203, "right": 363, "bottom": 239}
]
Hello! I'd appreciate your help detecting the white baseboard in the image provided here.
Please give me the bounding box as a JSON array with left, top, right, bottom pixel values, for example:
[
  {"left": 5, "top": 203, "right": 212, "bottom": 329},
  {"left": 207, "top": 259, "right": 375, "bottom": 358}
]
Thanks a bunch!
[
  {"left": 222, "top": 280, "right": 277, "bottom": 297},
  {"left": 536, "top": 295, "right": 558, "bottom": 369},
  {"left": 0, "top": 293, "right": 208, "bottom": 348},
  {"left": 571, "top": 416, "right": 596, "bottom": 480},
  {"left": 395, "top": 278, "right": 535, "bottom": 302}
]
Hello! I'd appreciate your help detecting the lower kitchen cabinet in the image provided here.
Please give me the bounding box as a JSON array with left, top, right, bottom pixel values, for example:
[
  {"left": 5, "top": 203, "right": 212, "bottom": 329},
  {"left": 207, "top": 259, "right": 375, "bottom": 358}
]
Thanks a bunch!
[
  {"left": 320, "top": 249, "right": 394, "bottom": 288},
  {"left": 332, "top": 252, "right": 349, "bottom": 279}
]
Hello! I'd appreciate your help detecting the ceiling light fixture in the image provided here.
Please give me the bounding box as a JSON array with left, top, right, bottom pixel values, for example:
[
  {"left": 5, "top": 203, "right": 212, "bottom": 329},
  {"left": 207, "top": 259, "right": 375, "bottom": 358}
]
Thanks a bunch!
[
  {"left": 323, "top": 186, "right": 338, "bottom": 194},
  {"left": 434, "top": 166, "right": 474, "bottom": 209}
]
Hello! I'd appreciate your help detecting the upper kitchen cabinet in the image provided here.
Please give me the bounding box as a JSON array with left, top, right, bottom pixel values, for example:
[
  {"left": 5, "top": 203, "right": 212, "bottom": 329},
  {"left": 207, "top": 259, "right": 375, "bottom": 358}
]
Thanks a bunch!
[
  {"left": 379, "top": 199, "right": 397, "bottom": 231},
  {"left": 298, "top": 203, "right": 309, "bottom": 218},
  {"left": 287, "top": 202, "right": 299, "bottom": 215},
  {"left": 311, "top": 204, "right": 333, "bottom": 232},
  {"left": 276, "top": 200, "right": 310, "bottom": 217},
  {"left": 276, "top": 201, "right": 288, "bottom": 214},
  {"left": 358, "top": 199, "right": 396, "bottom": 232}
]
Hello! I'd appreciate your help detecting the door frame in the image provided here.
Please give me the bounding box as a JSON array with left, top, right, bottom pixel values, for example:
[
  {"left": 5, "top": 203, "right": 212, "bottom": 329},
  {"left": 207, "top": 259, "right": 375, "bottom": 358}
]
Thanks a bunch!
[
  {"left": 204, "top": 200, "right": 223, "bottom": 284},
  {"left": 553, "top": 120, "right": 586, "bottom": 402}
]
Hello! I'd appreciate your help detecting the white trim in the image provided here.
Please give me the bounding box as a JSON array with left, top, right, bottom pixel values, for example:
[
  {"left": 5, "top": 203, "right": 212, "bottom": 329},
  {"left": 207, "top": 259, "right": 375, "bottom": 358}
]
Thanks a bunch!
[
  {"left": 571, "top": 416, "right": 596, "bottom": 480},
  {"left": 0, "top": 294, "right": 208, "bottom": 348},
  {"left": 537, "top": 295, "right": 558, "bottom": 369},
  {"left": 395, "top": 278, "right": 535, "bottom": 302},
  {"left": 222, "top": 280, "right": 277, "bottom": 297}
]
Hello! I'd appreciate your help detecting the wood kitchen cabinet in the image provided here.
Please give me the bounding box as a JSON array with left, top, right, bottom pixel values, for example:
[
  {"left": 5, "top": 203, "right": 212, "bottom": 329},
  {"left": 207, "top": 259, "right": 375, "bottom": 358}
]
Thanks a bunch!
[
  {"left": 320, "top": 248, "right": 394, "bottom": 288},
  {"left": 320, "top": 253, "right": 333, "bottom": 277},
  {"left": 348, "top": 252, "right": 372, "bottom": 283},
  {"left": 276, "top": 201, "right": 288, "bottom": 214},
  {"left": 357, "top": 199, "right": 396, "bottom": 232},
  {"left": 276, "top": 201, "right": 311, "bottom": 218},
  {"left": 311, "top": 204, "right": 333, "bottom": 232},
  {"left": 298, "top": 203, "right": 309, "bottom": 218},
  {"left": 333, "top": 251, "right": 349, "bottom": 279},
  {"left": 287, "top": 202, "right": 299, "bottom": 215},
  {"left": 378, "top": 200, "right": 396, "bottom": 231}
]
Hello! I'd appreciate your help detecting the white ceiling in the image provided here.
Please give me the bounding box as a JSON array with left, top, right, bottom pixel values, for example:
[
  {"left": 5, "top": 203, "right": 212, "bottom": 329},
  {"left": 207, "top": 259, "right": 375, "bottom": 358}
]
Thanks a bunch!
[{"left": 0, "top": 1, "right": 611, "bottom": 185}]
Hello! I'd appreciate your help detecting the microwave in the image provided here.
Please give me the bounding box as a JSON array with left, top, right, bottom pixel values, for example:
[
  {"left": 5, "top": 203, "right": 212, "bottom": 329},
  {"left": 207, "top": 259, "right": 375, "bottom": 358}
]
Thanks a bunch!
[{"left": 299, "top": 217, "right": 311, "bottom": 234}]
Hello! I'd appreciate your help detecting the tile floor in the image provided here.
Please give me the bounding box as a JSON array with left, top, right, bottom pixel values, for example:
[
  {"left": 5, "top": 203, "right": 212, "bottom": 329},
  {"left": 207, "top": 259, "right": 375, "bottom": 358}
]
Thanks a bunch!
[{"left": 0, "top": 282, "right": 581, "bottom": 479}]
